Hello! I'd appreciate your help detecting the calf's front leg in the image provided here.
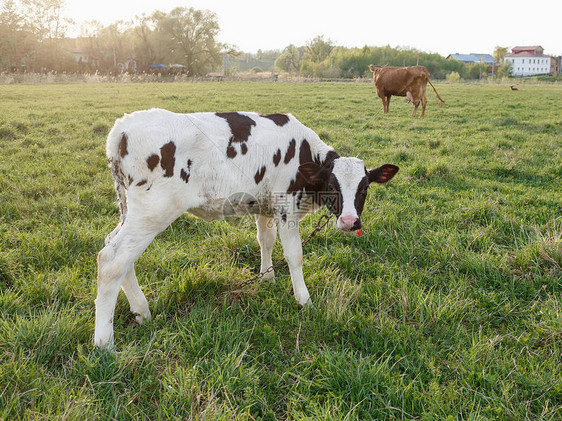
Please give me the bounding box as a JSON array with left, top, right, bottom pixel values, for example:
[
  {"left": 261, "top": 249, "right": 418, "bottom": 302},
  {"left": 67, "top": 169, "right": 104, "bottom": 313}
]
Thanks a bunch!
[
  {"left": 255, "top": 215, "right": 277, "bottom": 279},
  {"left": 277, "top": 217, "right": 311, "bottom": 307}
]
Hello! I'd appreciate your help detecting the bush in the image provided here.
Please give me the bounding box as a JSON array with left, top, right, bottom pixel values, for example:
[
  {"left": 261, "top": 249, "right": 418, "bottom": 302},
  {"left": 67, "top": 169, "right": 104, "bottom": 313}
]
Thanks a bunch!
[
  {"left": 446, "top": 71, "right": 461, "bottom": 83},
  {"left": 465, "top": 63, "right": 482, "bottom": 79},
  {"left": 498, "top": 61, "right": 512, "bottom": 78}
]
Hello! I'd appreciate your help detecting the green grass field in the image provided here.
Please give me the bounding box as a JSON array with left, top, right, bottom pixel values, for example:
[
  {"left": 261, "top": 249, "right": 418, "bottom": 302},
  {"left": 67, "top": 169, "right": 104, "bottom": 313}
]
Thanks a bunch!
[{"left": 0, "top": 81, "right": 561, "bottom": 420}]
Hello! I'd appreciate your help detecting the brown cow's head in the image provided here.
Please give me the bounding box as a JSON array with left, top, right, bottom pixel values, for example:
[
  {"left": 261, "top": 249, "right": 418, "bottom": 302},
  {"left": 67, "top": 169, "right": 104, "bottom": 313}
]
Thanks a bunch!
[{"left": 368, "top": 64, "right": 384, "bottom": 81}]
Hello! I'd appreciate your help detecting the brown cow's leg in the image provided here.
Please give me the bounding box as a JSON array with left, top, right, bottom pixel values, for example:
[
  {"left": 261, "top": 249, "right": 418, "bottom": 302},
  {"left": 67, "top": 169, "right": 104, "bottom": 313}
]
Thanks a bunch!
[
  {"left": 380, "top": 98, "right": 388, "bottom": 113},
  {"left": 385, "top": 95, "right": 391, "bottom": 113},
  {"left": 420, "top": 94, "right": 427, "bottom": 117},
  {"left": 419, "top": 86, "right": 428, "bottom": 117},
  {"left": 412, "top": 100, "right": 419, "bottom": 116}
]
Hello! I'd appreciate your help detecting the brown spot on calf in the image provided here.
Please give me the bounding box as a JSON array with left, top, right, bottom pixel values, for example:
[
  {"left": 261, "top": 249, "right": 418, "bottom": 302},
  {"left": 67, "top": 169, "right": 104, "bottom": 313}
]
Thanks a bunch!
[
  {"left": 147, "top": 154, "right": 160, "bottom": 171},
  {"left": 261, "top": 113, "right": 290, "bottom": 127},
  {"left": 180, "top": 169, "right": 190, "bottom": 183},
  {"left": 180, "top": 159, "right": 192, "bottom": 184},
  {"left": 254, "top": 166, "right": 267, "bottom": 184},
  {"left": 284, "top": 139, "right": 296, "bottom": 164},
  {"left": 273, "top": 149, "right": 281, "bottom": 166},
  {"left": 216, "top": 112, "right": 256, "bottom": 159},
  {"left": 160, "top": 141, "right": 176, "bottom": 177},
  {"left": 119, "top": 133, "right": 128, "bottom": 158},
  {"left": 226, "top": 146, "right": 237, "bottom": 158}
]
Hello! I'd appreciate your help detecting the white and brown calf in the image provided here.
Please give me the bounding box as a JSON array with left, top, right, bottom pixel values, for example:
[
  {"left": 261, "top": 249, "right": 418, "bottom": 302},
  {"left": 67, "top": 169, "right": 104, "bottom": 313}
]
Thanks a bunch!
[{"left": 95, "top": 109, "right": 398, "bottom": 348}]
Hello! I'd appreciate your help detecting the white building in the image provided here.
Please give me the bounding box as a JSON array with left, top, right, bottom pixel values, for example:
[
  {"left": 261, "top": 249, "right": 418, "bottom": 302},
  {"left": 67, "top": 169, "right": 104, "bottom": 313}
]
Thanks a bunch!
[{"left": 504, "top": 46, "right": 551, "bottom": 76}]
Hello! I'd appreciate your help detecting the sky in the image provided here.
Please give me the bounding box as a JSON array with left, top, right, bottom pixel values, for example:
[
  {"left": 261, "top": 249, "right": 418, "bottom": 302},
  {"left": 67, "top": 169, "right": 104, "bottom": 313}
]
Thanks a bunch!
[{"left": 65, "top": 0, "right": 562, "bottom": 57}]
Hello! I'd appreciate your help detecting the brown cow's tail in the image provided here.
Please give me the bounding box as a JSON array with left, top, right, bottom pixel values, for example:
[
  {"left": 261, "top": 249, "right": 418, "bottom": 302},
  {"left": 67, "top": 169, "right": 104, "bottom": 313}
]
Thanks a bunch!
[{"left": 427, "top": 79, "right": 444, "bottom": 107}]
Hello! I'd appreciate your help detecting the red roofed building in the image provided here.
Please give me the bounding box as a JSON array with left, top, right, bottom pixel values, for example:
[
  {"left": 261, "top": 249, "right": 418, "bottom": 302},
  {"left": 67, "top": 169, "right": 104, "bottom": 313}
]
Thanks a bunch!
[{"left": 504, "top": 46, "right": 552, "bottom": 76}]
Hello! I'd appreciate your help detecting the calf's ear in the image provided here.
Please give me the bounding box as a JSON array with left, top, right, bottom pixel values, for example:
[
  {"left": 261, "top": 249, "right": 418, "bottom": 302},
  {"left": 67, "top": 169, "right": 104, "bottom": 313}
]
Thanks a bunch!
[
  {"left": 298, "top": 162, "right": 330, "bottom": 186},
  {"left": 368, "top": 164, "right": 399, "bottom": 184}
]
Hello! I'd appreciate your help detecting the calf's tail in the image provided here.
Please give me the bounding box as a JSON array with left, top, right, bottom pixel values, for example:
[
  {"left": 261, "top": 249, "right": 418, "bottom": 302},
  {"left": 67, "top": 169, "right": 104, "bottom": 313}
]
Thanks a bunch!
[
  {"left": 109, "top": 158, "right": 128, "bottom": 224},
  {"left": 106, "top": 130, "right": 129, "bottom": 225},
  {"left": 427, "top": 79, "right": 445, "bottom": 107}
]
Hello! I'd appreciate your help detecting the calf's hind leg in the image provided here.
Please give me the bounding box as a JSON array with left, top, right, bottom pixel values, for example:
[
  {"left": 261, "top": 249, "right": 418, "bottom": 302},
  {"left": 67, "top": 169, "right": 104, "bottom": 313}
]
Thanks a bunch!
[
  {"left": 95, "top": 201, "right": 184, "bottom": 348},
  {"left": 121, "top": 265, "right": 151, "bottom": 324},
  {"left": 95, "top": 221, "right": 160, "bottom": 349}
]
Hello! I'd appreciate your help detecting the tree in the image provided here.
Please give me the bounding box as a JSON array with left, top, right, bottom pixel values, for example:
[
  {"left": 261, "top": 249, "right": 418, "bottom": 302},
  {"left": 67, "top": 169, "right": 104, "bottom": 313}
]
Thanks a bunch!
[
  {"left": 79, "top": 20, "right": 106, "bottom": 71},
  {"left": 80, "top": 20, "right": 133, "bottom": 72},
  {"left": 494, "top": 46, "right": 508, "bottom": 64},
  {"left": 498, "top": 60, "right": 512, "bottom": 78},
  {"left": 275, "top": 44, "right": 301, "bottom": 73},
  {"left": 21, "top": 0, "right": 74, "bottom": 71},
  {"left": 304, "top": 35, "right": 334, "bottom": 63},
  {"left": 465, "top": 63, "right": 481, "bottom": 80},
  {"left": 0, "top": 0, "right": 35, "bottom": 70},
  {"left": 22, "top": 0, "right": 71, "bottom": 41},
  {"left": 132, "top": 13, "right": 158, "bottom": 68},
  {"left": 256, "top": 49, "right": 281, "bottom": 61},
  {"left": 154, "top": 7, "right": 221, "bottom": 76}
]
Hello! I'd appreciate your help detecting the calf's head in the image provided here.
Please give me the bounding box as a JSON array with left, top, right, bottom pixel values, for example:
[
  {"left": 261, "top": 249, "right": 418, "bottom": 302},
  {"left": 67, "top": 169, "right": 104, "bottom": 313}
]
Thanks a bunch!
[{"left": 299, "top": 157, "right": 399, "bottom": 232}]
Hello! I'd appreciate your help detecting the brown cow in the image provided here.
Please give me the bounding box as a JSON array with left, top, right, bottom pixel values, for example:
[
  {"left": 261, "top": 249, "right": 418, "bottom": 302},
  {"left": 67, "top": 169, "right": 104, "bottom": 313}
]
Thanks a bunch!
[{"left": 368, "top": 65, "right": 444, "bottom": 116}]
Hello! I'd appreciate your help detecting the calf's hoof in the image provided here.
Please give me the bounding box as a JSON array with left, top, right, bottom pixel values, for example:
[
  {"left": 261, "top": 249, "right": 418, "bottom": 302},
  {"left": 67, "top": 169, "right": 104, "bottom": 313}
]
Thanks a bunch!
[
  {"left": 94, "top": 333, "right": 114, "bottom": 350},
  {"left": 134, "top": 310, "right": 152, "bottom": 325},
  {"left": 295, "top": 292, "right": 311, "bottom": 308},
  {"left": 300, "top": 299, "right": 314, "bottom": 309}
]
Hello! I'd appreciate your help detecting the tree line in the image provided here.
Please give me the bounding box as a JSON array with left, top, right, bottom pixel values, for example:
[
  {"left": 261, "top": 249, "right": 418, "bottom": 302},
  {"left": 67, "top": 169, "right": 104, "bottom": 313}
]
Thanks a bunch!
[
  {"left": 0, "top": 0, "right": 235, "bottom": 75},
  {"left": 0, "top": 0, "right": 509, "bottom": 79},
  {"left": 274, "top": 37, "right": 512, "bottom": 79}
]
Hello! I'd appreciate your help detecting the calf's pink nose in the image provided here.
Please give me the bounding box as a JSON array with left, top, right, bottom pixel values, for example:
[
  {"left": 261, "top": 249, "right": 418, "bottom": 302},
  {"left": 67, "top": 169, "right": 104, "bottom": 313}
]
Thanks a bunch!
[{"left": 339, "top": 214, "right": 358, "bottom": 228}]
